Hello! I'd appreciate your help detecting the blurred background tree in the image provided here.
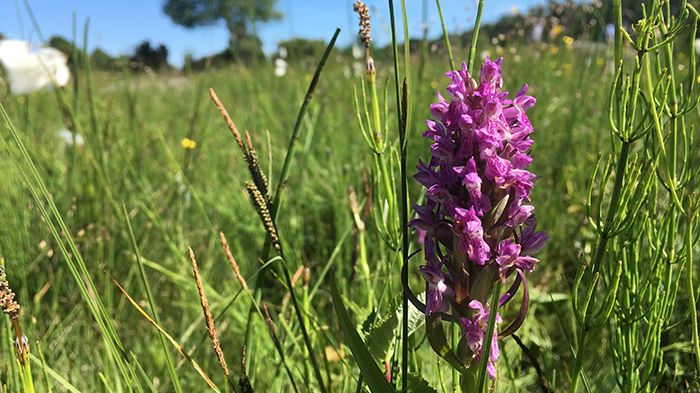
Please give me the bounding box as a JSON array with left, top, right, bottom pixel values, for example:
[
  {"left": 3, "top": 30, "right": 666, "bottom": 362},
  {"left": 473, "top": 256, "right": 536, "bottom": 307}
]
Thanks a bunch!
[
  {"left": 162, "top": 0, "right": 281, "bottom": 62},
  {"left": 130, "top": 40, "right": 170, "bottom": 71}
]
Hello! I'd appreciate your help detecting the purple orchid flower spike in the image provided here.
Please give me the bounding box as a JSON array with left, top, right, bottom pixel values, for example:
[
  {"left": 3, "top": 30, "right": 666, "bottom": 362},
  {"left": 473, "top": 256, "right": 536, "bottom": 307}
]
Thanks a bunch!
[{"left": 409, "top": 57, "right": 547, "bottom": 384}]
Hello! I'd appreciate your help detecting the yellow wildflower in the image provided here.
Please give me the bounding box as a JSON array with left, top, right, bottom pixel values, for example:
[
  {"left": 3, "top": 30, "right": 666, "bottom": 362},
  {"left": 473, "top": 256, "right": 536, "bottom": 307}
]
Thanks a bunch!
[
  {"left": 550, "top": 24, "right": 563, "bottom": 39},
  {"left": 550, "top": 46, "right": 559, "bottom": 55},
  {"left": 181, "top": 138, "right": 197, "bottom": 149},
  {"left": 596, "top": 58, "right": 604, "bottom": 66},
  {"left": 562, "top": 35, "right": 574, "bottom": 46}
]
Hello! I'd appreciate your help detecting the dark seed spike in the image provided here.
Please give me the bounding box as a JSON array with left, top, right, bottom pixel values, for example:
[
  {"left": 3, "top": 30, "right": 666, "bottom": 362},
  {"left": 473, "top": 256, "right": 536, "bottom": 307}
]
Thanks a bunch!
[{"left": 245, "top": 181, "right": 281, "bottom": 253}]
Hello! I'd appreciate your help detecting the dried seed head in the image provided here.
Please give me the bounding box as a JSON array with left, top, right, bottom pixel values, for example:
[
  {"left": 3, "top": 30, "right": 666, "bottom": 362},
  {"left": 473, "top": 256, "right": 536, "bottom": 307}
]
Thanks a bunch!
[
  {"left": 0, "top": 267, "right": 20, "bottom": 319},
  {"left": 187, "top": 248, "right": 230, "bottom": 378},
  {"left": 261, "top": 303, "right": 277, "bottom": 337},
  {"left": 219, "top": 232, "right": 249, "bottom": 290},
  {"left": 209, "top": 88, "right": 245, "bottom": 152},
  {"left": 353, "top": 1, "right": 372, "bottom": 49}
]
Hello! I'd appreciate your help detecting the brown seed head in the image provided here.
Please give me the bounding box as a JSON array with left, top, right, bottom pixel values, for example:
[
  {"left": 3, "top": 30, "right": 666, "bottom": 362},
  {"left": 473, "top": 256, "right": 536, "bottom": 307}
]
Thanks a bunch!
[
  {"left": 353, "top": 1, "right": 372, "bottom": 48},
  {"left": 0, "top": 267, "right": 20, "bottom": 319}
]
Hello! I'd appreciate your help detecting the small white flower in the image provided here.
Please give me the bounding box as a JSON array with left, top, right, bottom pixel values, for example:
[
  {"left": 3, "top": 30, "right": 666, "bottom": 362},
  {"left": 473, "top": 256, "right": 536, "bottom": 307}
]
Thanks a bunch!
[
  {"left": 56, "top": 129, "right": 84, "bottom": 146},
  {"left": 278, "top": 46, "right": 288, "bottom": 59},
  {"left": 0, "top": 39, "right": 70, "bottom": 95},
  {"left": 274, "top": 58, "right": 287, "bottom": 77}
]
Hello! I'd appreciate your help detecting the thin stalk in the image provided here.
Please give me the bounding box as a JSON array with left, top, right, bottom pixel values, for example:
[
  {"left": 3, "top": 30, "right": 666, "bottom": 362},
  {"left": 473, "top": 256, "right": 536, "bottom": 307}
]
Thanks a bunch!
[
  {"left": 271, "top": 28, "right": 341, "bottom": 219},
  {"left": 11, "top": 319, "right": 35, "bottom": 393},
  {"left": 686, "top": 210, "right": 700, "bottom": 371},
  {"left": 475, "top": 280, "right": 502, "bottom": 393},
  {"left": 435, "top": 0, "right": 455, "bottom": 70},
  {"left": 613, "top": 0, "right": 622, "bottom": 66},
  {"left": 643, "top": 48, "right": 684, "bottom": 213},
  {"left": 122, "top": 205, "right": 183, "bottom": 393},
  {"left": 358, "top": 226, "right": 372, "bottom": 308},
  {"left": 387, "top": 0, "right": 408, "bottom": 389},
  {"left": 35, "top": 341, "right": 52, "bottom": 393},
  {"left": 592, "top": 141, "right": 631, "bottom": 273},
  {"left": 278, "top": 251, "right": 328, "bottom": 393},
  {"left": 467, "top": 0, "right": 486, "bottom": 73},
  {"left": 242, "top": 27, "right": 340, "bottom": 369},
  {"left": 399, "top": 0, "right": 412, "bottom": 389}
]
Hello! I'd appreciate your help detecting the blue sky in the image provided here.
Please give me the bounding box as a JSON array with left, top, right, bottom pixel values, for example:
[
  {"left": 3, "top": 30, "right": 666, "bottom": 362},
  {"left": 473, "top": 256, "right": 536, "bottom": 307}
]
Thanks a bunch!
[{"left": 0, "top": 0, "right": 546, "bottom": 67}]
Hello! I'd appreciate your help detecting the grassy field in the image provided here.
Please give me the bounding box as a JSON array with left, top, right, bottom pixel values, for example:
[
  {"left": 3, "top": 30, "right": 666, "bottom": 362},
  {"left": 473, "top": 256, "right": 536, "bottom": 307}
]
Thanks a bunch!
[{"left": 0, "top": 21, "right": 698, "bottom": 393}]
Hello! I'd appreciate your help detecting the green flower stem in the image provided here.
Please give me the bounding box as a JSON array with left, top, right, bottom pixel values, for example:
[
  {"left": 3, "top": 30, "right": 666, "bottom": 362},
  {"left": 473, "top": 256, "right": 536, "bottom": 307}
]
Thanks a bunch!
[
  {"left": 687, "top": 209, "right": 700, "bottom": 371},
  {"left": 435, "top": 0, "right": 455, "bottom": 70},
  {"left": 466, "top": 0, "right": 485, "bottom": 73}
]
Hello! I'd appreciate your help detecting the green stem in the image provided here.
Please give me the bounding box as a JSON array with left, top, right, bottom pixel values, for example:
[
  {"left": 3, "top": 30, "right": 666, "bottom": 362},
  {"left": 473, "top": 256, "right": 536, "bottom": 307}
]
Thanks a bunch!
[
  {"left": 569, "top": 330, "right": 587, "bottom": 393},
  {"left": 242, "top": 27, "right": 340, "bottom": 370},
  {"left": 358, "top": 228, "right": 373, "bottom": 309},
  {"left": 435, "top": 0, "right": 456, "bottom": 70},
  {"left": 613, "top": 0, "right": 622, "bottom": 66},
  {"left": 123, "top": 205, "right": 183, "bottom": 393},
  {"left": 467, "top": 0, "right": 486, "bottom": 73},
  {"left": 272, "top": 29, "right": 341, "bottom": 218},
  {"left": 643, "top": 38, "right": 684, "bottom": 213},
  {"left": 475, "top": 280, "right": 502, "bottom": 393},
  {"left": 591, "top": 141, "right": 631, "bottom": 273},
  {"left": 686, "top": 210, "right": 700, "bottom": 371}
]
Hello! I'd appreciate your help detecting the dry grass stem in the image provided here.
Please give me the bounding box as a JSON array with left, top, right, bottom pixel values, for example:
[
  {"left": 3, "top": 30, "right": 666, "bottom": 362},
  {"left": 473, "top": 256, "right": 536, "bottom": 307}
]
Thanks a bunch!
[
  {"left": 208, "top": 88, "right": 245, "bottom": 151},
  {"left": 219, "top": 232, "right": 249, "bottom": 291},
  {"left": 187, "top": 247, "right": 232, "bottom": 386}
]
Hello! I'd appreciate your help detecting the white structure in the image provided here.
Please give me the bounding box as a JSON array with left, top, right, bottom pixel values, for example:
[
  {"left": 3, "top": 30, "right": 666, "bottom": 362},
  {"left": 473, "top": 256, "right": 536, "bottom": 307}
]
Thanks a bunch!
[{"left": 0, "top": 39, "right": 70, "bottom": 95}]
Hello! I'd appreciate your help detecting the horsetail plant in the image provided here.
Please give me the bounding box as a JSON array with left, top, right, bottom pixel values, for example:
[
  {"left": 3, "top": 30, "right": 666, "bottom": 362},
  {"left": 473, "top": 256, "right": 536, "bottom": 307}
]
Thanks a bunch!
[
  {"left": 571, "top": 1, "right": 700, "bottom": 391},
  {"left": 353, "top": 0, "right": 402, "bottom": 256},
  {"left": 0, "top": 265, "right": 35, "bottom": 393}
]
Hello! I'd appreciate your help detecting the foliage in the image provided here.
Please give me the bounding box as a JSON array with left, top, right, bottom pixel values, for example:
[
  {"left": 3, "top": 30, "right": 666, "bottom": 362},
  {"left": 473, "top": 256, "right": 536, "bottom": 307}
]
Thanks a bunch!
[
  {"left": 90, "top": 48, "right": 120, "bottom": 71},
  {"left": 163, "top": 0, "right": 281, "bottom": 59},
  {"left": 130, "top": 40, "right": 170, "bottom": 71},
  {"left": 277, "top": 38, "right": 326, "bottom": 61}
]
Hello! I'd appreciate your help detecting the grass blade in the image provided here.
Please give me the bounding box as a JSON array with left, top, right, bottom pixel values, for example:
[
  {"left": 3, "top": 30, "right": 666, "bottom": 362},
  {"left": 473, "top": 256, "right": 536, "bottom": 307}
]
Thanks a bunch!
[{"left": 330, "top": 274, "right": 394, "bottom": 393}]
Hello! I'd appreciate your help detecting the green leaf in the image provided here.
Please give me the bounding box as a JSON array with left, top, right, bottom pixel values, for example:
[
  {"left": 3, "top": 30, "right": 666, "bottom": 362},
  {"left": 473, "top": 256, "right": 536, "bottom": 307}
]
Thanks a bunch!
[
  {"left": 366, "top": 293, "right": 426, "bottom": 360},
  {"left": 426, "top": 314, "right": 468, "bottom": 373},
  {"left": 331, "top": 276, "right": 394, "bottom": 393},
  {"left": 405, "top": 292, "right": 426, "bottom": 336},
  {"left": 367, "top": 309, "right": 399, "bottom": 359},
  {"left": 406, "top": 374, "right": 438, "bottom": 393}
]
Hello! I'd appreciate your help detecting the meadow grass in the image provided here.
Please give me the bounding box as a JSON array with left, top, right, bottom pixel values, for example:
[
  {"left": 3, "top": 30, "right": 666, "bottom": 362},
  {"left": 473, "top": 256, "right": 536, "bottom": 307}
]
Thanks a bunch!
[{"left": 0, "top": 19, "right": 698, "bottom": 392}]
